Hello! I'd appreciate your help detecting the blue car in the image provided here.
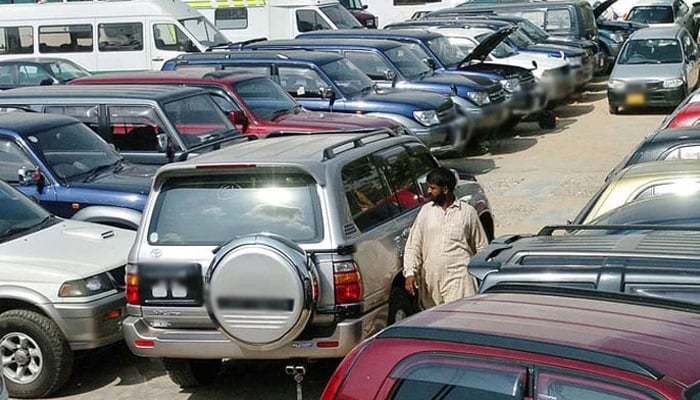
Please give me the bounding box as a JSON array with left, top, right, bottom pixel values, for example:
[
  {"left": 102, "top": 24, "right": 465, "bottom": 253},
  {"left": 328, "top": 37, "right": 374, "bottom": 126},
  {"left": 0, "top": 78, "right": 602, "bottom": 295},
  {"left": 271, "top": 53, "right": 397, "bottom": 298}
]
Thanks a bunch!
[
  {"left": 161, "top": 50, "right": 470, "bottom": 155},
  {"left": 0, "top": 113, "right": 153, "bottom": 229}
]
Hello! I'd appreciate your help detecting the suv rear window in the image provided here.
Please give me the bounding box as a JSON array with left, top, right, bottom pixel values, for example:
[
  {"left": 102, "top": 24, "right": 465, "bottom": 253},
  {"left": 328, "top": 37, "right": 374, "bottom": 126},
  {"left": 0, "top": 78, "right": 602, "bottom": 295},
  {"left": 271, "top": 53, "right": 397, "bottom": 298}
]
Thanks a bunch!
[{"left": 148, "top": 171, "right": 322, "bottom": 245}]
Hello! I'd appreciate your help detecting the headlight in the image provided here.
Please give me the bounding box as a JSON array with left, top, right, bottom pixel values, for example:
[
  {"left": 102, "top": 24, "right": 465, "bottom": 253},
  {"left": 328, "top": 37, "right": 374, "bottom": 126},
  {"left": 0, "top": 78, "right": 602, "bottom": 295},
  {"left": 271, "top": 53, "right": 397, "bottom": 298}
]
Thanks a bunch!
[
  {"left": 412, "top": 110, "right": 440, "bottom": 126},
  {"left": 608, "top": 79, "right": 625, "bottom": 90},
  {"left": 568, "top": 56, "right": 583, "bottom": 66},
  {"left": 467, "top": 91, "right": 491, "bottom": 106},
  {"left": 663, "top": 78, "right": 684, "bottom": 88},
  {"left": 500, "top": 78, "right": 521, "bottom": 93},
  {"left": 59, "top": 273, "right": 115, "bottom": 297}
]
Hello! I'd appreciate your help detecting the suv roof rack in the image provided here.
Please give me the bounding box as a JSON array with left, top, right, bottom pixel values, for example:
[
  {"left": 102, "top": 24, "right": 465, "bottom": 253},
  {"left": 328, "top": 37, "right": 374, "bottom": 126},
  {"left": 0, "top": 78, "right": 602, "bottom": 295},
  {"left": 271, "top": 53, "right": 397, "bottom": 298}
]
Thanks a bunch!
[
  {"left": 321, "top": 128, "right": 399, "bottom": 161},
  {"left": 266, "top": 127, "right": 387, "bottom": 139},
  {"left": 538, "top": 224, "right": 700, "bottom": 236}
]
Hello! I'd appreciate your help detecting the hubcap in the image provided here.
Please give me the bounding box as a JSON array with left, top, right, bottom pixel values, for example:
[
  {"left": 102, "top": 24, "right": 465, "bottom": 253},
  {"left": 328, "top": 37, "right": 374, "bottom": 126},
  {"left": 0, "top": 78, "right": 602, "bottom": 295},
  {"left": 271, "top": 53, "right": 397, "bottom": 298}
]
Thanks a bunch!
[{"left": 1, "top": 332, "right": 43, "bottom": 384}]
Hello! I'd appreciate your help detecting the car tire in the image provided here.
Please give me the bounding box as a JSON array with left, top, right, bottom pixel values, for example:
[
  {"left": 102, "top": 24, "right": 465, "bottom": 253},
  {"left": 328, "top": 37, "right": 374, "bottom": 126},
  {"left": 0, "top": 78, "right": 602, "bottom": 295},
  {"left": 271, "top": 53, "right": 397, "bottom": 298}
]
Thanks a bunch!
[
  {"left": 0, "top": 309, "right": 73, "bottom": 399},
  {"left": 388, "top": 286, "right": 417, "bottom": 324},
  {"left": 538, "top": 111, "right": 557, "bottom": 129},
  {"left": 609, "top": 105, "right": 618, "bottom": 114},
  {"left": 162, "top": 358, "right": 222, "bottom": 387}
]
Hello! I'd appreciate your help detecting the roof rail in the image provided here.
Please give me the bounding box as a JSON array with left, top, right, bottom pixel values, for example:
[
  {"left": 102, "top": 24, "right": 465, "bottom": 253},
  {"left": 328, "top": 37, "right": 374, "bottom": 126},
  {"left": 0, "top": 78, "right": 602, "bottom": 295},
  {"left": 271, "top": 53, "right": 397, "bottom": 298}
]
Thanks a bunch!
[
  {"left": 211, "top": 37, "right": 268, "bottom": 51},
  {"left": 321, "top": 128, "right": 399, "bottom": 161},
  {"left": 538, "top": 224, "right": 700, "bottom": 236},
  {"left": 266, "top": 127, "right": 387, "bottom": 139}
]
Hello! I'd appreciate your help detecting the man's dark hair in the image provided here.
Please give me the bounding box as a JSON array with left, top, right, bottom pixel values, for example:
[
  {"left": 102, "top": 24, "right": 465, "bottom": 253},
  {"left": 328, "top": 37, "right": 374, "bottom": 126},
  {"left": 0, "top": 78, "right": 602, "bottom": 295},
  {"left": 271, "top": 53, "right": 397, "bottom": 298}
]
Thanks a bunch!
[{"left": 426, "top": 167, "right": 456, "bottom": 192}]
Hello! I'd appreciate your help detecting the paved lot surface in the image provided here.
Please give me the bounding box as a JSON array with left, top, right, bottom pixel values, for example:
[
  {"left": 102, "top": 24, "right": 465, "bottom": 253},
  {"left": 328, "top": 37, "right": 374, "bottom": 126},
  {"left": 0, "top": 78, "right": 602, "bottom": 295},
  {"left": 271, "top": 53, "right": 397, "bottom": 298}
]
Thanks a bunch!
[{"left": 48, "top": 79, "right": 667, "bottom": 400}]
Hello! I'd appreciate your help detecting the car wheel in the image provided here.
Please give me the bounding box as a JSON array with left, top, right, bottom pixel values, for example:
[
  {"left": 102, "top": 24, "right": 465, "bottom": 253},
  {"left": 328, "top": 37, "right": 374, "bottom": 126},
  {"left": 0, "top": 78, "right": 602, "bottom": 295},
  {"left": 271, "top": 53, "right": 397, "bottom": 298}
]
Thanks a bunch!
[
  {"left": 162, "top": 358, "right": 222, "bottom": 387},
  {"left": 609, "top": 105, "right": 618, "bottom": 114},
  {"left": 0, "top": 310, "right": 73, "bottom": 399},
  {"left": 538, "top": 111, "right": 557, "bottom": 129},
  {"left": 388, "top": 286, "right": 417, "bottom": 324}
]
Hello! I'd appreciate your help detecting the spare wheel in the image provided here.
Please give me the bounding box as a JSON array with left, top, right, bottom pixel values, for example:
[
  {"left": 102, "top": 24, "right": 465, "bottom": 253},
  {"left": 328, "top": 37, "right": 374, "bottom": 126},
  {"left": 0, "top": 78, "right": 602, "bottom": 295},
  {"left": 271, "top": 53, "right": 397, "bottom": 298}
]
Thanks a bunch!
[{"left": 205, "top": 233, "right": 317, "bottom": 351}]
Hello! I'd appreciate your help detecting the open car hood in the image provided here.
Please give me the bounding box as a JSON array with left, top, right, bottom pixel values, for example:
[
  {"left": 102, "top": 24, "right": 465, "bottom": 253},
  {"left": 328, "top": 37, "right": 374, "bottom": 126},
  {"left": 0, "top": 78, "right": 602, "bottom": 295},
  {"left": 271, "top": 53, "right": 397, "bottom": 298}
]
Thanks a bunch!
[
  {"left": 460, "top": 26, "right": 518, "bottom": 65},
  {"left": 594, "top": 0, "right": 618, "bottom": 18}
]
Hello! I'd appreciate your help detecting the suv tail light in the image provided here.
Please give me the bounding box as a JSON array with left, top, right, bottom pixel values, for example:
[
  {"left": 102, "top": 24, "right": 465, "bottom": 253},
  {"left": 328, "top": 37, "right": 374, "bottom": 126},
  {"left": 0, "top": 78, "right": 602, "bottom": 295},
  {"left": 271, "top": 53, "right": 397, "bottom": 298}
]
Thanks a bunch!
[
  {"left": 126, "top": 263, "right": 139, "bottom": 305},
  {"left": 333, "top": 261, "right": 363, "bottom": 304}
]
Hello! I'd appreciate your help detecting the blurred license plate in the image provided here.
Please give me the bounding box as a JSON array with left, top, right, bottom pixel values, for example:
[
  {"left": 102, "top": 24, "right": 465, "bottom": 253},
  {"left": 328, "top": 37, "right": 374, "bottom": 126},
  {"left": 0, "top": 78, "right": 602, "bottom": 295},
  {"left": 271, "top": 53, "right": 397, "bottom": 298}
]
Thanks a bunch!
[{"left": 626, "top": 93, "right": 645, "bottom": 105}]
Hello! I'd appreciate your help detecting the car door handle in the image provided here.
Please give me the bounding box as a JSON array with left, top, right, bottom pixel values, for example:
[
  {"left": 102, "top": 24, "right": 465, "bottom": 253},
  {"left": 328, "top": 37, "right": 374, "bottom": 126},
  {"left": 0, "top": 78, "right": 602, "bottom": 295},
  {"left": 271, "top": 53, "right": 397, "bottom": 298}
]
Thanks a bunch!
[{"left": 152, "top": 57, "right": 164, "bottom": 62}]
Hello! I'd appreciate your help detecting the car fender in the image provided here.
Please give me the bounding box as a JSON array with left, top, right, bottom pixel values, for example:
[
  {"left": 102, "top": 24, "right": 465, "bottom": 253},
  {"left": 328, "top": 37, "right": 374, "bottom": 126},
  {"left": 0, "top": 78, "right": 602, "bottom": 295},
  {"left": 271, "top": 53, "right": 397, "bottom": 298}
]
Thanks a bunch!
[
  {"left": 71, "top": 206, "right": 142, "bottom": 230},
  {"left": 364, "top": 112, "right": 422, "bottom": 130},
  {"left": 0, "top": 286, "right": 68, "bottom": 336}
]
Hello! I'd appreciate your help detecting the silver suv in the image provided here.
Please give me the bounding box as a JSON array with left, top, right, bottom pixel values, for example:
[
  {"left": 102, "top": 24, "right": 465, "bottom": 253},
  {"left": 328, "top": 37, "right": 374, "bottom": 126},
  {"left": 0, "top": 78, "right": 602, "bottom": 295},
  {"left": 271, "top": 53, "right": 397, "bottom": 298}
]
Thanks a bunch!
[{"left": 124, "top": 129, "right": 494, "bottom": 387}]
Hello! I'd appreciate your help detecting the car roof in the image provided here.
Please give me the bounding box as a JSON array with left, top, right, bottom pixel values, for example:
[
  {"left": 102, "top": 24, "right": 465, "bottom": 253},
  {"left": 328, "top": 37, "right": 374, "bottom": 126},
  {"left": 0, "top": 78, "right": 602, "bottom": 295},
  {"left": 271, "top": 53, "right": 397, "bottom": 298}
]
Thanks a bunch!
[
  {"left": 154, "top": 130, "right": 421, "bottom": 186},
  {"left": 174, "top": 50, "right": 344, "bottom": 64},
  {"left": 70, "top": 70, "right": 265, "bottom": 85},
  {"left": 630, "top": 25, "right": 684, "bottom": 40},
  {"left": 249, "top": 38, "right": 404, "bottom": 51},
  {"left": 590, "top": 193, "right": 700, "bottom": 224},
  {"left": 0, "top": 84, "right": 207, "bottom": 101},
  {"left": 382, "top": 288, "right": 700, "bottom": 385},
  {"left": 300, "top": 28, "right": 444, "bottom": 40},
  {"left": 0, "top": 112, "right": 80, "bottom": 134}
]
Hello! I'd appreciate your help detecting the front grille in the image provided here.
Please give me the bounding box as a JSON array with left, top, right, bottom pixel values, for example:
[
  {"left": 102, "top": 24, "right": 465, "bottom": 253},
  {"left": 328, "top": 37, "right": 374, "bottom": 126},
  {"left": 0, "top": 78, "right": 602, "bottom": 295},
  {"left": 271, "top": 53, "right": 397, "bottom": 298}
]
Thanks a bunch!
[
  {"left": 519, "top": 72, "right": 536, "bottom": 90},
  {"left": 627, "top": 81, "right": 663, "bottom": 91},
  {"left": 437, "top": 103, "right": 457, "bottom": 122},
  {"left": 108, "top": 265, "right": 126, "bottom": 291},
  {"left": 488, "top": 87, "right": 506, "bottom": 104}
]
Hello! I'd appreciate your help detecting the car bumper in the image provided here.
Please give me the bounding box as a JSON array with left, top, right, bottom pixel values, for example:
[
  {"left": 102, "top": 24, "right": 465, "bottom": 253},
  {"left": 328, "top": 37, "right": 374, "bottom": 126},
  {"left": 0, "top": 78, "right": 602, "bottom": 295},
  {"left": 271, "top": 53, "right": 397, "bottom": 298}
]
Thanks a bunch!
[
  {"left": 460, "top": 101, "right": 510, "bottom": 131},
  {"left": 573, "top": 63, "right": 594, "bottom": 87},
  {"left": 509, "top": 86, "right": 548, "bottom": 117},
  {"left": 411, "top": 115, "right": 470, "bottom": 154},
  {"left": 608, "top": 86, "right": 686, "bottom": 108},
  {"left": 541, "top": 75, "right": 575, "bottom": 102},
  {"left": 53, "top": 292, "right": 126, "bottom": 351},
  {"left": 123, "top": 304, "right": 387, "bottom": 359}
]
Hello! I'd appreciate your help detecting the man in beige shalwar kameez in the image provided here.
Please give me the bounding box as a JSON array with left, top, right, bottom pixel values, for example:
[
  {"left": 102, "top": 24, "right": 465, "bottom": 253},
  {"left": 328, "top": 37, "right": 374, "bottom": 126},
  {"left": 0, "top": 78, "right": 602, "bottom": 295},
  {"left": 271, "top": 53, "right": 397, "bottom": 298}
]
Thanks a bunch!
[{"left": 403, "top": 167, "right": 489, "bottom": 309}]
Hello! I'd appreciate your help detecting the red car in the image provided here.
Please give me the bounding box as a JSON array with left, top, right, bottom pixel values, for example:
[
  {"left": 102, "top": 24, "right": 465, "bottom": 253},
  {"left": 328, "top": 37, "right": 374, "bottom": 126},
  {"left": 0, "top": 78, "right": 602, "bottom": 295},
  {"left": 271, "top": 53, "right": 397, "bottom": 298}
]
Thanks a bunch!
[
  {"left": 69, "top": 71, "right": 399, "bottom": 138},
  {"left": 322, "top": 286, "right": 700, "bottom": 400},
  {"left": 662, "top": 100, "right": 700, "bottom": 129}
]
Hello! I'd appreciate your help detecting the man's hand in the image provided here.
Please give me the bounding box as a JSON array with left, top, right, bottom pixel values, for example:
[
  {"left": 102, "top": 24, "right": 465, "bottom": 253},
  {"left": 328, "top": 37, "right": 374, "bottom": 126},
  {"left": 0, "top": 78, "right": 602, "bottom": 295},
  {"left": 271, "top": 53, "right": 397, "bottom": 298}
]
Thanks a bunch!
[{"left": 405, "top": 275, "right": 418, "bottom": 296}]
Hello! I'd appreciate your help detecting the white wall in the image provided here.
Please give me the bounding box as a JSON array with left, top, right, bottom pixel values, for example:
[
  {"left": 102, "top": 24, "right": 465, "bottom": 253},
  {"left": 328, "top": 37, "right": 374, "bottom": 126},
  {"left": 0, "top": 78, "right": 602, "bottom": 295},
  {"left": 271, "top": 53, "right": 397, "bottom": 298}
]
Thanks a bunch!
[{"left": 362, "top": 0, "right": 464, "bottom": 27}]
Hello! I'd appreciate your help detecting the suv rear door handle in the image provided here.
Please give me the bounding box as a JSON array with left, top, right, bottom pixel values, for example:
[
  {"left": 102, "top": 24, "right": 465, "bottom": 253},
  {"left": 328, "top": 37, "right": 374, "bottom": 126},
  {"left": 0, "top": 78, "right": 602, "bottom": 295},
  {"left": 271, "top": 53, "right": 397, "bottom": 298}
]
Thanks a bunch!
[{"left": 152, "top": 57, "right": 164, "bottom": 62}]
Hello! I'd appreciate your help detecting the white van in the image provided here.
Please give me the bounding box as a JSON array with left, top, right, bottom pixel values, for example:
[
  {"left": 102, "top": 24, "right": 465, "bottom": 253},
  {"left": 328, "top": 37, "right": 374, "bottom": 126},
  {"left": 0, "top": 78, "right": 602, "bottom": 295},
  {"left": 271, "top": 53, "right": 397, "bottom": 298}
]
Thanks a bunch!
[
  {"left": 360, "top": 0, "right": 464, "bottom": 27},
  {"left": 0, "top": 0, "right": 230, "bottom": 72},
  {"left": 183, "top": 0, "right": 363, "bottom": 42}
]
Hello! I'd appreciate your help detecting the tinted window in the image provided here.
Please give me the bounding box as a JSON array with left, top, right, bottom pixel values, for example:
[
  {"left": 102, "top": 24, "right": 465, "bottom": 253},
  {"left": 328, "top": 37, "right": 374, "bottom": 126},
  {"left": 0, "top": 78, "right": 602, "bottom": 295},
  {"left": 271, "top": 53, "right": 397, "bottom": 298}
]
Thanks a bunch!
[
  {"left": 148, "top": 172, "right": 322, "bottom": 245},
  {"left": 296, "top": 10, "right": 332, "bottom": 33},
  {"left": 38, "top": 24, "right": 93, "bottom": 53},
  {"left": 162, "top": 94, "right": 235, "bottom": 148},
  {"left": 406, "top": 144, "right": 438, "bottom": 191},
  {"left": 384, "top": 45, "right": 432, "bottom": 79},
  {"left": 278, "top": 66, "right": 329, "bottom": 99},
  {"left": 426, "top": 36, "right": 468, "bottom": 69},
  {"left": 16, "top": 65, "right": 53, "bottom": 86},
  {"left": 344, "top": 51, "right": 394, "bottom": 80},
  {"left": 389, "top": 354, "right": 526, "bottom": 400},
  {"left": 0, "top": 138, "right": 33, "bottom": 183},
  {"left": 45, "top": 59, "right": 91, "bottom": 81},
  {"left": 233, "top": 77, "right": 298, "bottom": 120},
  {"left": 343, "top": 155, "right": 398, "bottom": 232},
  {"left": 618, "top": 39, "right": 682, "bottom": 64},
  {"left": 0, "top": 26, "right": 33, "bottom": 54},
  {"left": 98, "top": 23, "right": 143, "bottom": 52},
  {"left": 0, "top": 181, "right": 50, "bottom": 242},
  {"left": 321, "top": 58, "right": 376, "bottom": 98},
  {"left": 215, "top": 7, "right": 247, "bottom": 30},
  {"left": 627, "top": 6, "right": 674, "bottom": 23},
  {"left": 378, "top": 148, "right": 424, "bottom": 212},
  {"left": 106, "top": 105, "right": 165, "bottom": 152},
  {"left": 537, "top": 370, "right": 658, "bottom": 400}
]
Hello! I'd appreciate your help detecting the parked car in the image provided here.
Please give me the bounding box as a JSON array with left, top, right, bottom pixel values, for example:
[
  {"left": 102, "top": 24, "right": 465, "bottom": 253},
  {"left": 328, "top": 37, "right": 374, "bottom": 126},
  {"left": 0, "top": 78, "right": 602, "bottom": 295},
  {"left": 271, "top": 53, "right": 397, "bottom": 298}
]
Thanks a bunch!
[
  {"left": 0, "top": 57, "right": 91, "bottom": 90},
  {"left": 321, "top": 285, "right": 700, "bottom": 400},
  {"left": 606, "top": 126, "right": 700, "bottom": 180},
  {"left": 0, "top": 374, "right": 5, "bottom": 400},
  {"left": 69, "top": 71, "right": 402, "bottom": 138},
  {"left": 293, "top": 29, "right": 513, "bottom": 133},
  {"left": 471, "top": 225, "right": 700, "bottom": 305},
  {"left": 0, "top": 85, "right": 250, "bottom": 165},
  {"left": 608, "top": 25, "right": 700, "bottom": 114},
  {"left": 589, "top": 193, "right": 700, "bottom": 226},
  {"left": 594, "top": 0, "right": 648, "bottom": 72},
  {"left": 162, "top": 50, "right": 470, "bottom": 155},
  {"left": 338, "top": 0, "right": 378, "bottom": 28},
  {"left": 244, "top": 36, "right": 545, "bottom": 137},
  {"left": 0, "top": 179, "right": 134, "bottom": 398},
  {"left": 123, "top": 129, "right": 494, "bottom": 387},
  {"left": 626, "top": 0, "right": 697, "bottom": 37},
  {"left": 574, "top": 159, "right": 700, "bottom": 224},
  {"left": 0, "top": 113, "right": 153, "bottom": 229},
  {"left": 660, "top": 88, "right": 700, "bottom": 128}
]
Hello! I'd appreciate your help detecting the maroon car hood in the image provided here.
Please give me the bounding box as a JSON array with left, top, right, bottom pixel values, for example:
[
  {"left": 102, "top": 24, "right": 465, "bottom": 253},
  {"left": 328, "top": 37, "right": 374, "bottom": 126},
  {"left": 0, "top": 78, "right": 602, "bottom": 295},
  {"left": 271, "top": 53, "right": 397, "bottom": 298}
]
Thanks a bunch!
[{"left": 269, "top": 110, "right": 396, "bottom": 131}]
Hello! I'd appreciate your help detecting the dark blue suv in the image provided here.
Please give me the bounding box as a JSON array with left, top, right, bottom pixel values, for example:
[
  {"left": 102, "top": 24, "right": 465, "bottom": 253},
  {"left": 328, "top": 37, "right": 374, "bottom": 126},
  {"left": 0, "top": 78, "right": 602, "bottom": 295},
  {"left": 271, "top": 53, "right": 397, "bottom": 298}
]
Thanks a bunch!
[
  {"left": 161, "top": 50, "right": 470, "bottom": 155},
  {"left": 0, "top": 113, "right": 153, "bottom": 229}
]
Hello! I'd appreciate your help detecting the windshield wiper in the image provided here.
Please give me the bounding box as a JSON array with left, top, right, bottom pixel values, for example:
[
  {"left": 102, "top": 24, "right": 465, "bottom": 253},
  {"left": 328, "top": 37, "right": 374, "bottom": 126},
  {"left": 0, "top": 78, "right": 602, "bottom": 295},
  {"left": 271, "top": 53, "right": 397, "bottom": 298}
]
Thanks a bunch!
[
  {"left": 82, "top": 160, "right": 120, "bottom": 183},
  {"left": 360, "top": 86, "right": 374, "bottom": 96},
  {"left": 0, "top": 215, "right": 54, "bottom": 241}
]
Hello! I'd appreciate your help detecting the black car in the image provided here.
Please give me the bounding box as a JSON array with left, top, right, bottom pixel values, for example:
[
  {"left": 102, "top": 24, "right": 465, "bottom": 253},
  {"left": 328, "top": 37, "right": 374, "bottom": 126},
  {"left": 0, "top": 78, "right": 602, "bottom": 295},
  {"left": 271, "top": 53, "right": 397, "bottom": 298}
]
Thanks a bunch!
[
  {"left": 589, "top": 193, "right": 700, "bottom": 226},
  {"left": 0, "top": 57, "right": 91, "bottom": 90},
  {"left": 470, "top": 224, "right": 700, "bottom": 305},
  {"left": 606, "top": 126, "right": 700, "bottom": 181}
]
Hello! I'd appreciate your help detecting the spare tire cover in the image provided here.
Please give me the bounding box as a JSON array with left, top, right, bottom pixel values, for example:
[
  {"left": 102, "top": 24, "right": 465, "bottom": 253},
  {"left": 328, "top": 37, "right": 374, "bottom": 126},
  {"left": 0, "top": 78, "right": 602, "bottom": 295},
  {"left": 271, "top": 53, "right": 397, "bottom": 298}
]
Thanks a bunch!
[{"left": 206, "top": 233, "right": 316, "bottom": 351}]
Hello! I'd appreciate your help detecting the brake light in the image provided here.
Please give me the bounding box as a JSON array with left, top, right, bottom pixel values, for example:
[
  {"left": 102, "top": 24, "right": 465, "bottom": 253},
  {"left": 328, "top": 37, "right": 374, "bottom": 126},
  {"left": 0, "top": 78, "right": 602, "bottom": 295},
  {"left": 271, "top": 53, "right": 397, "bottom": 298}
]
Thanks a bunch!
[
  {"left": 126, "top": 263, "right": 139, "bottom": 305},
  {"left": 333, "top": 261, "right": 363, "bottom": 304},
  {"left": 321, "top": 339, "right": 369, "bottom": 400}
]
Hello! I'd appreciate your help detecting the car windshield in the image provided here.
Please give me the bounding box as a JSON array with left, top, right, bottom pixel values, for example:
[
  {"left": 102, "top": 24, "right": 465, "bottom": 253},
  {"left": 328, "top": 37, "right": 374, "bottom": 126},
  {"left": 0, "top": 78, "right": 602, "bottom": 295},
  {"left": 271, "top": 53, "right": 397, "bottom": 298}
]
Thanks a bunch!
[
  {"left": 618, "top": 39, "right": 682, "bottom": 64},
  {"left": 475, "top": 33, "right": 518, "bottom": 58},
  {"left": 178, "top": 17, "right": 229, "bottom": 47},
  {"left": 234, "top": 77, "right": 299, "bottom": 120},
  {"left": 320, "top": 4, "right": 363, "bottom": 29},
  {"left": 385, "top": 45, "right": 432, "bottom": 79},
  {"left": 517, "top": 20, "right": 549, "bottom": 41},
  {"left": 627, "top": 6, "right": 674, "bottom": 23},
  {"left": 26, "top": 122, "right": 122, "bottom": 181},
  {"left": 509, "top": 29, "right": 535, "bottom": 48},
  {"left": 148, "top": 171, "right": 323, "bottom": 245},
  {"left": 0, "top": 181, "right": 53, "bottom": 242},
  {"left": 320, "top": 58, "right": 375, "bottom": 98},
  {"left": 46, "top": 60, "right": 91, "bottom": 82},
  {"left": 426, "top": 36, "right": 469, "bottom": 68},
  {"left": 163, "top": 94, "right": 237, "bottom": 148}
]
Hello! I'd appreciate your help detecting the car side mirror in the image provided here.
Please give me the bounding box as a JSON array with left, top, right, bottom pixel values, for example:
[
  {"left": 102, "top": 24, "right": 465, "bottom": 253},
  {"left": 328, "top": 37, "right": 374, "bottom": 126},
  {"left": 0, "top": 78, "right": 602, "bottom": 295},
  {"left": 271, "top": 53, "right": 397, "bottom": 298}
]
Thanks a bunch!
[
  {"left": 362, "top": 4, "right": 368, "bottom": 9},
  {"left": 384, "top": 69, "right": 396, "bottom": 82},
  {"left": 39, "top": 78, "right": 55, "bottom": 86},
  {"left": 228, "top": 110, "right": 248, "bottom": 126},
  {"left": 156, "top": 133, "right": 169, "bottom": 153},
  {"left": 323, "top": 87, "right": 336, "bottom": 103},
  {"left": 18, "top": 166, "right": 41, "bottom": 186},
  {"left": 531, "top": 60, "right": 538, "bottom": 70},
  {"left": 423, "top": 58, "right": 437, "bottom": 70}
]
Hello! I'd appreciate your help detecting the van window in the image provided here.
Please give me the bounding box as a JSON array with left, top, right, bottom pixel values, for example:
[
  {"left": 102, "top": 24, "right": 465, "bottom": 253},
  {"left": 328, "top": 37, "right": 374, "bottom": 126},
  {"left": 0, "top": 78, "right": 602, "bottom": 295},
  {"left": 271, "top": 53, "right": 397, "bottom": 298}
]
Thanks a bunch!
[
  {"left": 319, "top": 4, "right": 363, "bottom": 29},
  {"left": 98, "top": 23, "right": 143, "bottom": 52},
  {"left": 153, "top": 24, "right": 196, "bottom": 52},
  {"left": 38, "top": 24, "right": 93, "bottom": 53},
  {"left": 215, "top": 7, "right": 248, "bottom": 30},
  {"left": 343, "top": 155, "right": 398, "bottom": 232},
  {"left": 0, "top": 26, "right": 33, "bottom": 54},
  {"left": 179, "top": 16, "right": 226, "bottom": 48},
  {"left": 296, "top": 10, "right": 332, "bottom": 33},
  {"left": 546, "top": 9, "right": 573, "bottom": 31}
]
